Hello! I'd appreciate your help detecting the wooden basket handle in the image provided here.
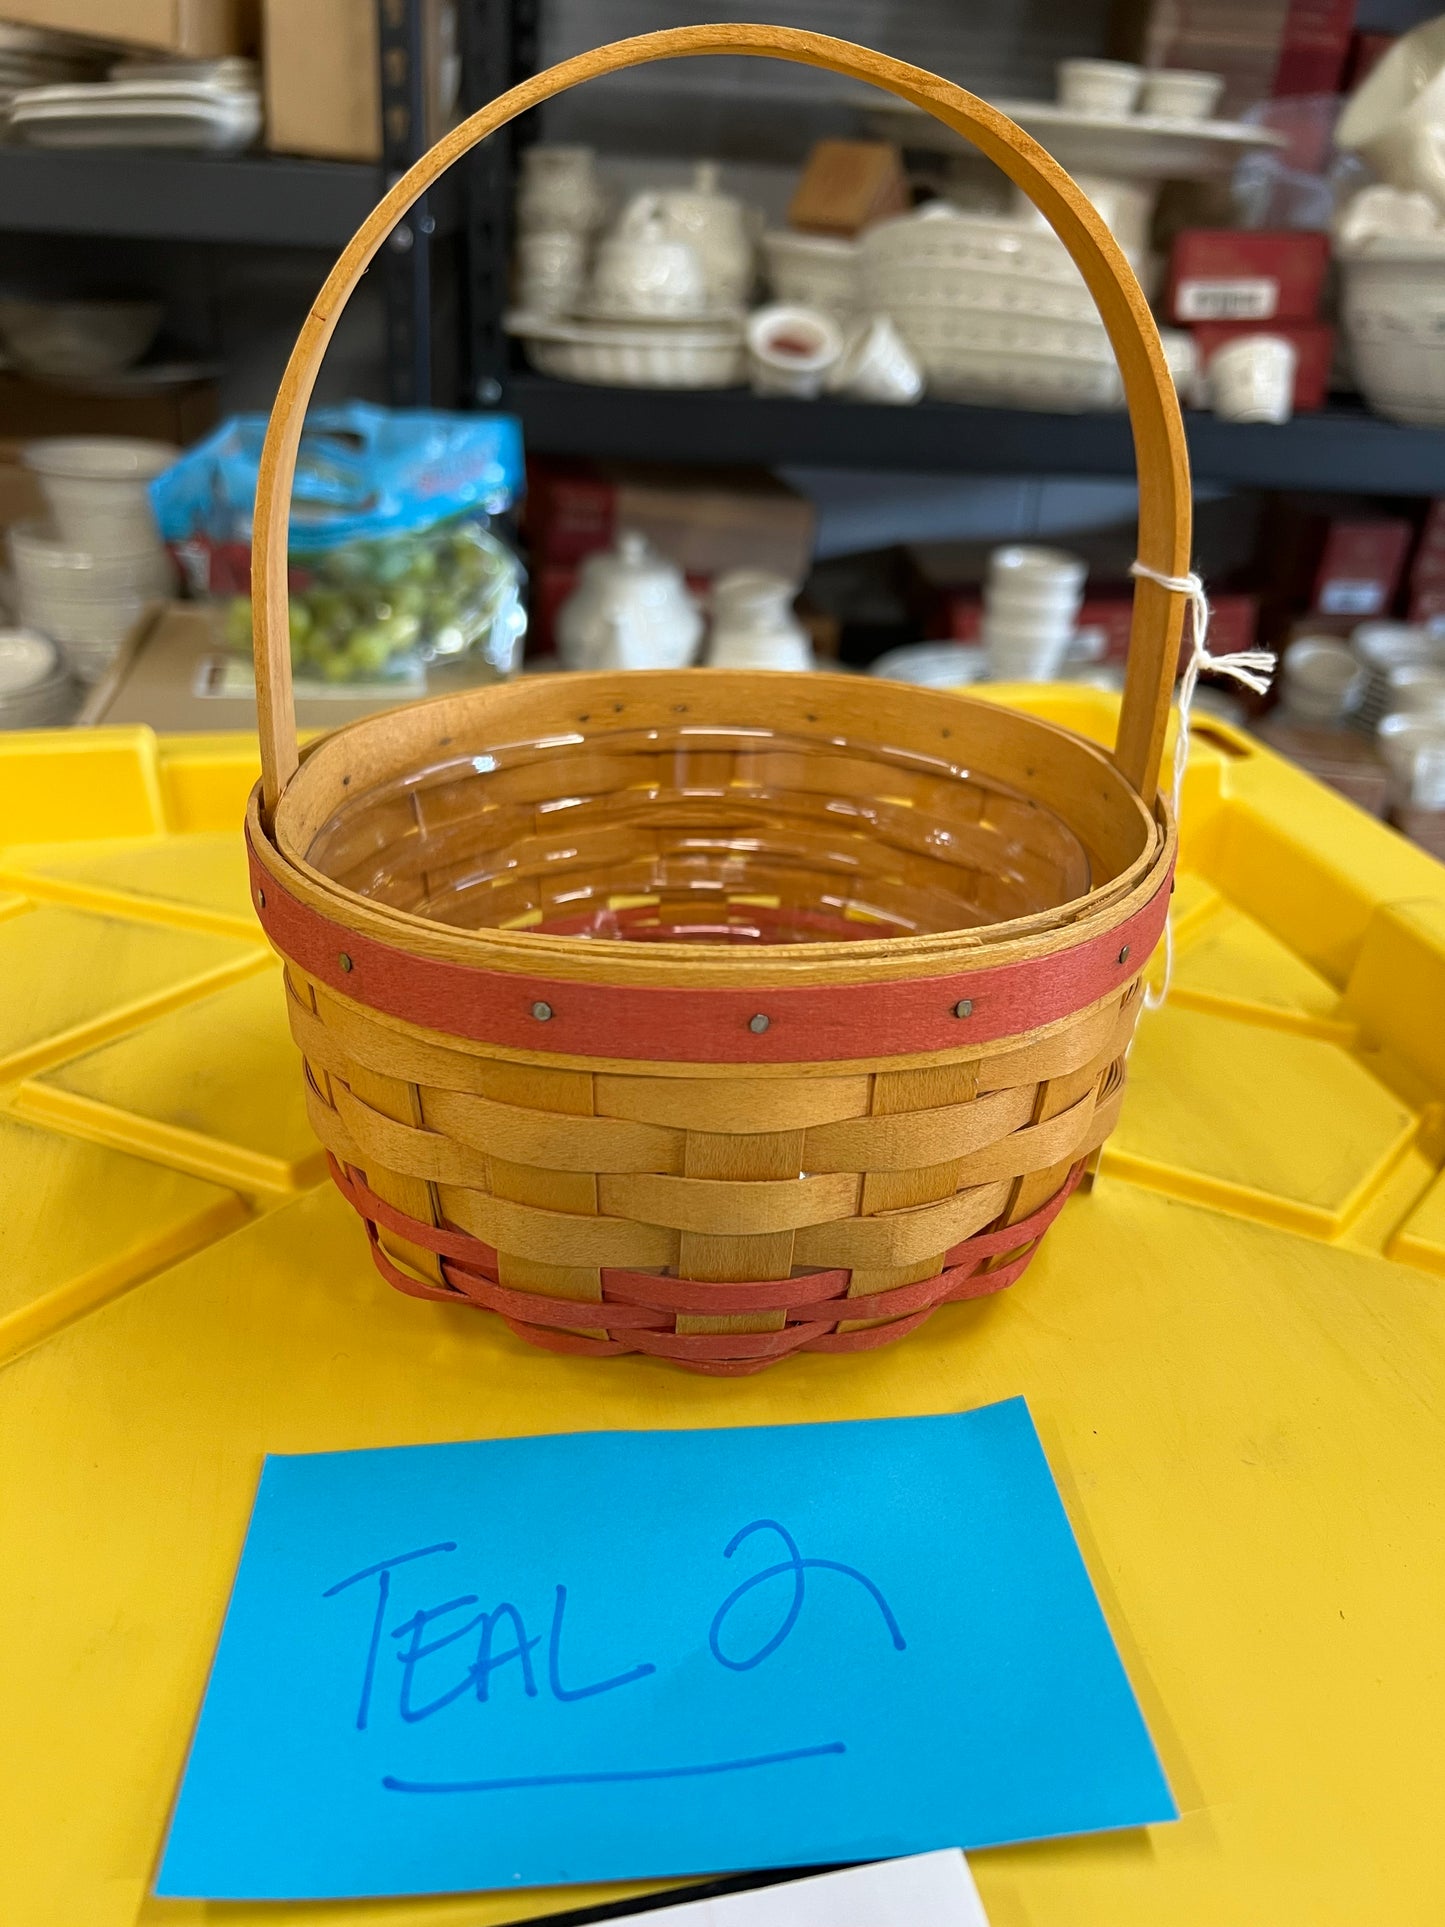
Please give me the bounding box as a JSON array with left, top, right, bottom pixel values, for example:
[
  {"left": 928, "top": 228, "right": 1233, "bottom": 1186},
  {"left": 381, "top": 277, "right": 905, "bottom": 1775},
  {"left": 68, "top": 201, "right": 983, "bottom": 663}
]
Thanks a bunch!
[{"left": 252, "top": 24, "right": 1191, "bottom": 819}]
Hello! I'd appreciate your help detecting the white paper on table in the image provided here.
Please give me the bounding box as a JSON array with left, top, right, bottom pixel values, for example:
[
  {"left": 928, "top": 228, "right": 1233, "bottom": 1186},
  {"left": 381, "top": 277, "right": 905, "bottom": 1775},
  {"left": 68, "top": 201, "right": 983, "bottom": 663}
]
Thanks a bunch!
[{"left": 598, "top": 1850, "right": 990, "bottom": 1924}]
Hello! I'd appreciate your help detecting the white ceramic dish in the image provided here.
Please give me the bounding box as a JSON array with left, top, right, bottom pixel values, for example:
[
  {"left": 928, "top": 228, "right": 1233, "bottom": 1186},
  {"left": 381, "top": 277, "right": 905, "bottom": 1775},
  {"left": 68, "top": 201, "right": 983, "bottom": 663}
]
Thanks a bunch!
[
  {"left": 0, "top": 627, "right": 74, "bottom": 729},
  {"left": 0, "top": 297, "right": 161, "bottom": 380},
  {"left": 1057, "top": 58, "right": 1143, "bottom": 118},
  {"left": 1337, "top": 231, "right": 1445, "bottom": 426},
  {"left": 745, "top": 303, "right": 843, "bottom": 397},
  {"left": 656, "top": 163, "right": 755, "bottom": 309},
  {"left": 761, "top": 231, "right": 858, "bottom": 316},
  {"left": 1141, "top": 69, "right": 1225, "bottom": 121},
  {"left": 508, "top": 312, "right": 744, "bottom": 388},
  {"left": 868, "top": 641, "right": 986, "bottom": 687},
  {"left": 1337, "top": 16, "right": 1445, "bottom": 217},
  {"left": 22, "top": 438, "right": 174, "bottom": 551},
  {"left": 10, "top": 79, "right": 260, "bottom": 150},
  {"left": 1208, "top": 332, "right": 1296, "bottom": 423},
  {"left": 1281, "top": 636, "right": 1365, "bottom": 722},
  {"left": 861, "top": 204, "right": 1092, "bottom": 284},
  {"left": 889, "top": 302, "right": 1114, "bottom": 367},
  {"left": 862, "top": 95, "right": 1284, "bottom": 179}
]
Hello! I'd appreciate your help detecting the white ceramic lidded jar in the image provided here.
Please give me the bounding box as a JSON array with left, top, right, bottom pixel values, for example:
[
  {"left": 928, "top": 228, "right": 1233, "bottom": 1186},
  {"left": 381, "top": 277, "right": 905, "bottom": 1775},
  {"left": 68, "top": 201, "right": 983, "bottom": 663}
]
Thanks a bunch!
[
  {"left": 707, "top": 569, "right": 814, "bottom": 671},
  {"left": 655, "top": 162, "right": 755, "bottom": 309},
  {"left": 556, "top": 532, "right": 702, "bottom": 671}
]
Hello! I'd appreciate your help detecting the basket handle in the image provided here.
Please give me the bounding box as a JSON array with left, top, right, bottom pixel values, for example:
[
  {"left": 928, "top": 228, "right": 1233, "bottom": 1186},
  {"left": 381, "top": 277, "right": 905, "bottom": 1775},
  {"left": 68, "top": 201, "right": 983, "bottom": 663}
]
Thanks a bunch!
[{"left": 252, "top": 24, "right": 1190, "bottom": 819}]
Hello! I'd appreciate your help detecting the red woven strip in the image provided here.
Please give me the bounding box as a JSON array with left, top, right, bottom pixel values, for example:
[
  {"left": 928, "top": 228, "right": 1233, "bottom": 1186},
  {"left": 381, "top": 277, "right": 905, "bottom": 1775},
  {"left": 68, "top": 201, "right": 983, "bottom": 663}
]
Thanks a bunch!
[
  {"left": 251, "top": 828, "right": 1171, "bottom": 1062},
  {"left": 330, "top": 1148, "right": 1079, "bottom": 1370},
  {"left": 329, "top": 1157, "right": 501, "bottom": 1271}
]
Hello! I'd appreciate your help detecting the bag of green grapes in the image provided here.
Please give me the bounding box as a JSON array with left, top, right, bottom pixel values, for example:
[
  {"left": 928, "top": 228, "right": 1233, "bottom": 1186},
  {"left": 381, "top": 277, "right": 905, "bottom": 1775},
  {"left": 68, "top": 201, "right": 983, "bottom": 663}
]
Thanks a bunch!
[{"left": 149, "top": 404, "right": 526, "bottom": 686}]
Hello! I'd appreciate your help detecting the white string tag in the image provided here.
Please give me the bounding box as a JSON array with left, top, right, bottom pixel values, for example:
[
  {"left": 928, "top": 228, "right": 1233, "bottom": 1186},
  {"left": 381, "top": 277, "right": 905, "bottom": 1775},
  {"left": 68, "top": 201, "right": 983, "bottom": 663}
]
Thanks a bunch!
[{"left": 1127, "top": 561, "right": 1275, "bottom": 1009}]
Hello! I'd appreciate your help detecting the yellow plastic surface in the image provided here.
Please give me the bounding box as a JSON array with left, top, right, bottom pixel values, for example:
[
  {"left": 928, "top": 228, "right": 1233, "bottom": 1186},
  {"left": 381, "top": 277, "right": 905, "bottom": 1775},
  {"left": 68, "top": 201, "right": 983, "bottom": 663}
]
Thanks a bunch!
[{"left": 1, "top": 702, "right": 1444, "bottom": 1927}]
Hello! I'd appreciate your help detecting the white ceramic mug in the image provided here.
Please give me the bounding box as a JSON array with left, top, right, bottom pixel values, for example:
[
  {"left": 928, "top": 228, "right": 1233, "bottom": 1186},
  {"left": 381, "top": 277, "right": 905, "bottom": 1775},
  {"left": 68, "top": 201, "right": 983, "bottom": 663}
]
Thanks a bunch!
[
  {"left": 826, "top": 315, "right": 923, "bottom": 404},
  {"left": 1338, "top": 18, "right": 1445, "bottom": 219},
  {"left": 745, "top": 303, "right": 843, "bottom": 397},
  {"left": 1140, "top": 69, "right": 1225, "bottom": 120},
  {"left": 1208, "top": 334, "right": 1297, "bottom": 423},
  {"left": 1056, "top": 58, "right": 1144, "bottom": 117}
]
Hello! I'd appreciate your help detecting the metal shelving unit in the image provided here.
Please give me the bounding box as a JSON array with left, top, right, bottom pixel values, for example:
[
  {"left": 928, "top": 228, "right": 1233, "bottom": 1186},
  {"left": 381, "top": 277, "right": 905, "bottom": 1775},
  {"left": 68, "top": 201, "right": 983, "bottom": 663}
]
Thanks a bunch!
[{"left": 506, "top": 375, "right": 1445, "bottom": 496}]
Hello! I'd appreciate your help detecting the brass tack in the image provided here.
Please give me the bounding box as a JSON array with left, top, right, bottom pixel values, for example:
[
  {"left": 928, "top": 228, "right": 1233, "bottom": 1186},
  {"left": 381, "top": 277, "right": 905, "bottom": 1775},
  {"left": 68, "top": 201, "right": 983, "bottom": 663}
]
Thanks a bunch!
[
  {"left": 1118, "top": 944, "right": 1131, "bottom": 965},
  {"left": 255, "top": 887, "right": 265, "bottom": 909},
  {"left": 748, "top": 1013, "right": 771, "bottom": 1034},
  {"left": 339, "top": 953, "right": 353, "bottom": 972},
  {"left": 531, "top": 1000, "right": 554, "bottom": 1022},
  {"left": 953, "top": 998, "right": 973, "bottom": 1019}
]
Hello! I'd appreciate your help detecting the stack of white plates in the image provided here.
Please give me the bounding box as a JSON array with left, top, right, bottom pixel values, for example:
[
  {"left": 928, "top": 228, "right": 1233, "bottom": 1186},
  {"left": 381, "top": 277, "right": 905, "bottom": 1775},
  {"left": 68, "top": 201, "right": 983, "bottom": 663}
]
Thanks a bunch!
[
  {"left": 860, "top": 204, "right": 1126, "bottom": 411},
  {"left": 11, "top": 59, "right": 261, "bottom": 150},
  {"left": 0, "top": 24, "right": 107, "bottom": 116},
  {"left": 0, "top": 628, "right": 76, "bottom": 730},
  {"left": 9, "top": 523, "right": 167, "bottom": 683}
]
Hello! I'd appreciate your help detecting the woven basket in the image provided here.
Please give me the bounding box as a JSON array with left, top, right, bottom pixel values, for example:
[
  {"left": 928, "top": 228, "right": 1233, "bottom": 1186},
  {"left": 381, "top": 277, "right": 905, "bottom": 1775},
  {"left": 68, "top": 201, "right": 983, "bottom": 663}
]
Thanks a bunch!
[{"left": 245, "top": 26, "right": 1189, "bottom": 1375}]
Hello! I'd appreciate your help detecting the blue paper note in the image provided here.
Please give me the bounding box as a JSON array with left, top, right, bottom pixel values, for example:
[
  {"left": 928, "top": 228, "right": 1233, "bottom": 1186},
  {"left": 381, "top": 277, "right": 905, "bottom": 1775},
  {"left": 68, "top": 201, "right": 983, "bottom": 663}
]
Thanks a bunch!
[{"left": 157, "top": 1400, "right": 1175, "bottom": 1899}]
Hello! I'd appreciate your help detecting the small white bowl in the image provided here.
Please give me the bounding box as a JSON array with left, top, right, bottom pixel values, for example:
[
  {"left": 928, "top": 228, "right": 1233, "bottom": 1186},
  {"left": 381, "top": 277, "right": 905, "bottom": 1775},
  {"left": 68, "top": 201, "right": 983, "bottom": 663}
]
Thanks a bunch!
[
  {"left": 1378, "top": 709, "right": 1445, "bottom": 792},
  {"left": 745, "top": 304, "right": 843, "bottom": 398},
  {"left": 761, "top": 231, "right": 858, "bottom": 316},
  {"left": 1208, "top": 333, "right": 1297, "bottom": 423},
  {"left": 1057, "top": 58, "right": 1144, "bottom": 117},
  {"left": 1140, "top": 69, "right": 1225, "bottom": 121},
  {"left": 1282, "top": 636, "right": 1365, "bottom": 722}
]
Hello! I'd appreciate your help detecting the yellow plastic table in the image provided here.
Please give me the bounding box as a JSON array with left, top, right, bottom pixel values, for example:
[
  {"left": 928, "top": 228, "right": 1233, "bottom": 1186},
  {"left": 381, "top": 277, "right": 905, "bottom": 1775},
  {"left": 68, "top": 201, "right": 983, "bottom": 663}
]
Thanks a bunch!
[{"left": 3, "top": 692, "right": 1444, "bottom": 1927}]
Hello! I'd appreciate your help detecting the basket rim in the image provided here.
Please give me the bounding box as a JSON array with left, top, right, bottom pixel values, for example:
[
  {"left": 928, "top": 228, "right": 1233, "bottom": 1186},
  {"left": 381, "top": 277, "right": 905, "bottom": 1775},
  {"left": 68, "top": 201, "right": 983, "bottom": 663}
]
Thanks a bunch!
[{"left": 259, "top": 670, "right": 1168, "bottom": 989}]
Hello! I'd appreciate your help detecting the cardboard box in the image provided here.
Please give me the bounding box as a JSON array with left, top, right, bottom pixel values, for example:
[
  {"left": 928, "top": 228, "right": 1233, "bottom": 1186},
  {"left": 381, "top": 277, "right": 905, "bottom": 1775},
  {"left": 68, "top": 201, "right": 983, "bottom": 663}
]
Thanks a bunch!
[
  {"left": 787, "top": 140, "right": 908, "bottom": 237},
  {"left": 0, "top": 373, "right": 218, "bottom": 448},
  {"left": 1165, "top": 229, "right": 1330, "bottom": 324},
  {"left": 525, "top": 462, "right": 816, "bottom": 583},
  {"left": 0, "top": 0, "right": 256, "bottom": 54},
  {"left": 86, "top": 601, "right": 508, "bottom": 732},
  {"left": 263, "top": 0, "right": 455, "bottom": 163},
  {"left": 1191, "top": 320, "right": 1335, "bottom": 412}
]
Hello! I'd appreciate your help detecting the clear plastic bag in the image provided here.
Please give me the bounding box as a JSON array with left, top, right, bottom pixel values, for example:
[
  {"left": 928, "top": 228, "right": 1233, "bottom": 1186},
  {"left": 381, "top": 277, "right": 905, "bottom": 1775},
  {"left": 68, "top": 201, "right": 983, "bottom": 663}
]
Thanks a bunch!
[{"left": 152, "top": 404, "right": 527, "bottom": 684}]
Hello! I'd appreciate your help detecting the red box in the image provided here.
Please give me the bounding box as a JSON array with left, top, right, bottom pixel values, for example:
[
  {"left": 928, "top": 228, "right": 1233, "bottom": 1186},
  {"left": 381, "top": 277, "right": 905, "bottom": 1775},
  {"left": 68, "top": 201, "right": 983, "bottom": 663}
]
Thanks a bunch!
[
  {"left": 1165, "top": 230, "right": 1331, "bottom": 324},
  {"left": 1273, "top": 0, "right": 1358, "bottom": 96},
  {"left": 1409, "top": 583, "right": 1445, "bottom": 624},
  {"left": 1191, "top": 320, "right": 1335, "bottom": 412},
  {"left": 1310, "top": 519, "right": 1413, "bottom": 618}
]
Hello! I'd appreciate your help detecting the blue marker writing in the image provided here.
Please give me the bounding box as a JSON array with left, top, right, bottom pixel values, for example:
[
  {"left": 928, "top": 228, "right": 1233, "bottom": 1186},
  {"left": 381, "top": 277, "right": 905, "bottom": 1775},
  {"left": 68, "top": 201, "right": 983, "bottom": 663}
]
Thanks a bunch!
[{"left": 708, "top": 1518, "right": 907, "bottom": 1671}]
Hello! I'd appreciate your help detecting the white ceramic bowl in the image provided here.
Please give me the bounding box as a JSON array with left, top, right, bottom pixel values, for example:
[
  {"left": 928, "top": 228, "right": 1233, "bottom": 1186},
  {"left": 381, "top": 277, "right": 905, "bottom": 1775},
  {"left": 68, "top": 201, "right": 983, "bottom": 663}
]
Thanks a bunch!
[
  {"left": 861, "top": 204, "right": 1090, "bottom": 286},
  {"left": 22, "top": 436, "right": 174, "bottom": 550},
  {"left": 889, "top": 302, "right": 1114, "bottom": 367},
  {"left": 1386, "top": 662, "right": 1445, "bottom": 713},
  {"left": 1338, "top": 240, "right": 1445, "bottom": 425},
  {"left": 0, "top": 297, "right": 162, "bottom": 380},
  {"left": 761, "top": 230, "right": 858, "bottom": 316},
  {"left": 1057, "top": 58, "right": 1144, "bottom": 117},
  {"left": 1281, "top": 636, "right": 1365, "bottom": 722},
  {"left": 1208, "top": 333, "right": 1296, "bottom": 423},
  {"left": 0, "top": 627, "right": 74, "bottom": 728},
  {"left": 1140, "top": 69, "right": 1225, "bottom": 121},
  {"left": 1378, "top": 709, "right": 1445, "bottom": 794}
]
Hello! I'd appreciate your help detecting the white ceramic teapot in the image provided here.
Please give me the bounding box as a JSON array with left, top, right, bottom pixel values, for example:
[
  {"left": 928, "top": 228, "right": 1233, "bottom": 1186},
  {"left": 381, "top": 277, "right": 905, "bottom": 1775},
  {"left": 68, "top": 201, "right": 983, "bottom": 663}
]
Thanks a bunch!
[
  {"left": 707, "top": 569, "right": 814, "bottom": 671},
  {"left": 589, "top": 194, "right": 710, "bottom": 318},
  {"left": 655, "top": 162, "right": 755, "bottom": 309},
  {"left": 556, "top": 532, "right": 702, "bottom": 671}
]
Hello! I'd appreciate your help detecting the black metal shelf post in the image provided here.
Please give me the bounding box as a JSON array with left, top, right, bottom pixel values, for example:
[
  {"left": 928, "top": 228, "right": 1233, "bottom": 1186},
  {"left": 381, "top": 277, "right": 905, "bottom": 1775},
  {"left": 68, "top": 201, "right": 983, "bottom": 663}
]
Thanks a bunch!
[
  {"left": 459, "top": 0, "right": 535, "bottom": 407},
  {"left": 377, "top": 0, "right": 433, "bottom": 405}
]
